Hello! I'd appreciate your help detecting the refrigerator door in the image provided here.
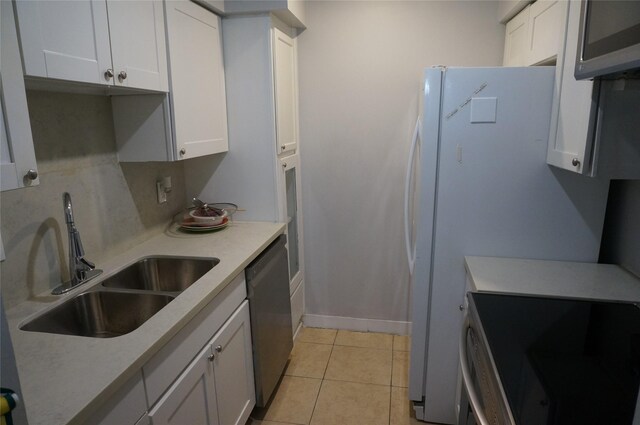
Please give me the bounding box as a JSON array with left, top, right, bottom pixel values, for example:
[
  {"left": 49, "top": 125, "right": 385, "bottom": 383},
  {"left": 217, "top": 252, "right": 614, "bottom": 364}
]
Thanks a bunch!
[
  {"left": 409, "top": 67, "right": 444, "bottom": 405},
  {"left": 413, "top": 67, "right": 610, "bottom": 424}
]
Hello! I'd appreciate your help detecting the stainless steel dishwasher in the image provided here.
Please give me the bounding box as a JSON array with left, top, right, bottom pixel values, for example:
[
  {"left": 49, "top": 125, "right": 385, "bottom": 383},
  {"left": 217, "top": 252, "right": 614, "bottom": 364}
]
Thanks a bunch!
[{"left": 245, "top": 234, "right": 293, "bottom": 407}]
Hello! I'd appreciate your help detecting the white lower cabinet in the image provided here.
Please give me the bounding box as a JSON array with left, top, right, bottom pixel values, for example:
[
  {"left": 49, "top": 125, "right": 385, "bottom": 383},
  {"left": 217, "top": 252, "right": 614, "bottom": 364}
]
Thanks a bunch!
[
  {"left": 209, "top": 301, "right": 255, "bottom": 425},
  {"left": 148, "top": 343, "right": 219, "bottom": 425},
  {"left": 148, "top": 300, "right": 255, "bottom": 425}
]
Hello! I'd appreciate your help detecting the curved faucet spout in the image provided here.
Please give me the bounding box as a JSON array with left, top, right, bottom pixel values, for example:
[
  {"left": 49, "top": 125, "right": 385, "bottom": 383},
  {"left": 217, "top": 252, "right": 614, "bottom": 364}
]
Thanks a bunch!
[
  {"left": 63, "top": 192, "right": 75, "bottom": 224},
  {"left": 52, "top": 193, "right": 102, "bottom": 295}
]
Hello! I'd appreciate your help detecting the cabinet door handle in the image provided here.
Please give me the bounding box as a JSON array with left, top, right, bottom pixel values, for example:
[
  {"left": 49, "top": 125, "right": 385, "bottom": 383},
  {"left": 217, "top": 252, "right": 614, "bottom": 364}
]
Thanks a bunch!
[
  {"left": 281, "top": 145, "right": 286, "bottom": 151},
  {"left": 207, "top": 353, "right": 215, "bottom": 362},
  {"left": 180, "top": 148, "right": 186, "bottom": 156},
  {"left": 25, "top": 169, "right": 38, "bottom": 180},
  {"left": 572, "top": 158, "right": 580, "bottom": 167},
  {"left": 282, "top": 163, "right": 287, "bottom": 168},
  {"left": 118, "top": 71, "right": 128, "bottom": 81},
  {"left": 215, "top": 345, "right": 222, "bottom": 353},
  {"left": 104, "top": 69, "right": 114, "bottom": 80}
]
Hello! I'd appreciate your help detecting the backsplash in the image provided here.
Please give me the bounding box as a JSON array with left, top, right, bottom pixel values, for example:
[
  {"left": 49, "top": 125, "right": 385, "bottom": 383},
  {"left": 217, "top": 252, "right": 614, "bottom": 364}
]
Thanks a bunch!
[{"left": 0, "top": 90, "right": 187, "bottom": 307}]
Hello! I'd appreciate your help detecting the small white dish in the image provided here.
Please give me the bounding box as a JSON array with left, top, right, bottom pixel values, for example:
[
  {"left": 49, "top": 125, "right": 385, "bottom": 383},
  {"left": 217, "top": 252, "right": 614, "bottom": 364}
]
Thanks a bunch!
[{"left": 189, "top": 209, "right": 228, "bottom": 225}]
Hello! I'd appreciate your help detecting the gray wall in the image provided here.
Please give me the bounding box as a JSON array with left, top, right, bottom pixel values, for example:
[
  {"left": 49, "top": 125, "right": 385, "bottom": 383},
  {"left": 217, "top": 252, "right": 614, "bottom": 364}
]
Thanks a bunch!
[
  {"left": 297, "top": 1, "right": 505, "bottom": 323},
  {"left": 600, "top": 180, "right": 640, "bottom": 278},
  {"left": 0, "top": 91, "right": 187, "bottom": 307}
]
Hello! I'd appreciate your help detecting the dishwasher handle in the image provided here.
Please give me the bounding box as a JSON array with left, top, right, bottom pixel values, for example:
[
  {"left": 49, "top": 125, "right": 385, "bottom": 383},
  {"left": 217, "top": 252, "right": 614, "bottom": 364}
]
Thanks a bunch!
[{"left": 459, "top": 318, "right": 490, "bottom": 425}]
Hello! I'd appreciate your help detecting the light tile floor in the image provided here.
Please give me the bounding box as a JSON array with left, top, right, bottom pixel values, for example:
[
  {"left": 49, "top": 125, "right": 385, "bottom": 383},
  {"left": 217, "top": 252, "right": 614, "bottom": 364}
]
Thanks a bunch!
[{"left": 246, "top": 327, "right": 432, "bottom": 425}]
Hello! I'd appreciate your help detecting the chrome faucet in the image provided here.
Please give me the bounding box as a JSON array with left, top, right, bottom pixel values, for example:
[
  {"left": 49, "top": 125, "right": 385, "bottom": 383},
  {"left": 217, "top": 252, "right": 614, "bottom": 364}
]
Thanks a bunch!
[{"left": 52, "top": 193, "right": 102, "bottom": 295}]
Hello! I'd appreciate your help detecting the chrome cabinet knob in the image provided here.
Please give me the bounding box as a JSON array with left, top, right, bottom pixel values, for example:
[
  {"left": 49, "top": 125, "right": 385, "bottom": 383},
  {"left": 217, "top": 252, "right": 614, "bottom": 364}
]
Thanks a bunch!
[
  {"left": 179, "top": 148, "right": 186, "bottom": 156},
  {"left": 25, "top": 169, "right": 38, "bottom": 180},
  {"left": 215, "top": 345, "right": 222, "bottom": 353},
  {"left": 572, "top": 158, "right": 580, "bottom": 167},
  {"left": 118, "top": 71, "right": 127, "bottom": 81},
  {"left": 459, "top": 304, "right": 464, "bottom": 311},
  {"left": 207, "top": 353, "right": 215, "bottom": 362},
  {"left": 104, "top": 69, "right": 114, "bottom": 80}
]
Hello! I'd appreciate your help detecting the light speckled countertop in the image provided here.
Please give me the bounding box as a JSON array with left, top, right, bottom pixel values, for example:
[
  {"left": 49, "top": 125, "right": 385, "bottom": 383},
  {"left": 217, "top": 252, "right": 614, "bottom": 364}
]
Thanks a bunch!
[
  {"left": 6, "top": 221, "right": 285, "bottom": 425},
  {"left": 465, "top": 256, "right": 640, "bottom": 302}
]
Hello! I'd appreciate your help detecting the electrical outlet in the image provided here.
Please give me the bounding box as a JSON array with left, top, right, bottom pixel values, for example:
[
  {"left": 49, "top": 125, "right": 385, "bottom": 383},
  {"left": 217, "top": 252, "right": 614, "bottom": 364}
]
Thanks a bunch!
[{"left": 157, "top": 181, "right": 167, "bottom": 204}]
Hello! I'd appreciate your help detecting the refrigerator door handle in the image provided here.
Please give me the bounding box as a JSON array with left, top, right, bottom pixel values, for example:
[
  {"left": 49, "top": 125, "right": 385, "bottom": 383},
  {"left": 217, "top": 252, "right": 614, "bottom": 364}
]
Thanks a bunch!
[{"left": 404, "top": 116, "right": 420, "bottom": 274}]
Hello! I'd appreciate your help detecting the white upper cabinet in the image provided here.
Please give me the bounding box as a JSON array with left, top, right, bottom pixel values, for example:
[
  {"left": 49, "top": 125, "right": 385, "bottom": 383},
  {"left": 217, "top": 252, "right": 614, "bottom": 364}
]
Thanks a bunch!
[
  {"left": 503, "top": 5, "right": 531, "bottom": 67},
  {"left": 528, "top": 0, "right": 563, "bottom": 65},
  {"left": 112, "top": 1, "right": 228, "bottom": 161},
  {"left": 14, "top": 0, "right": 168, "bottom": 92},
  {"left": 105, "top": 1, "right": 168, "bottom": 91},
  {"left": 546, "top": 0, "right": 598, "bottom": 175},
  {"left": 273, "top": 28, "right": 299, "bottom": 156},
  {"left": 1, "top": 0, "right": 38, "bottom": 192},
  {"left": 503, "top": 0, "right": 563, "bottom": 67},
  {"left": 165, "top": 0, "right": 228, "bottom": 159}
]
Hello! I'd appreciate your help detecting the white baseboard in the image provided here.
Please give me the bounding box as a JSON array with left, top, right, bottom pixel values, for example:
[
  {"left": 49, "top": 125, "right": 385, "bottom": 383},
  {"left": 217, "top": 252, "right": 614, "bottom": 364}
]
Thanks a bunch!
[{"left": 303, "top": 314, "right": 411, "bottom": 335}]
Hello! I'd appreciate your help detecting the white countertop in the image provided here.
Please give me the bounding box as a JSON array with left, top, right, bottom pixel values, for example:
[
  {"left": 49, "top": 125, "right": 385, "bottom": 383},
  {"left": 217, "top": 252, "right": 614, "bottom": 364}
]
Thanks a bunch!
[
  {"left": 465, "top": 256, "right": 640, "bottom": 303},
  {"left": 6, "top": 221, "right": 285, "bottom": 425}
]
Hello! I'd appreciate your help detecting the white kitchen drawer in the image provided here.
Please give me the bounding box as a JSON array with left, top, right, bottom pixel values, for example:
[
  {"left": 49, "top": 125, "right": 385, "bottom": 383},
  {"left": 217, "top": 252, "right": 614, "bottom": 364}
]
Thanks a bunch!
[{"left": 143, "top": 272, "right": 246, "bottom": 406}]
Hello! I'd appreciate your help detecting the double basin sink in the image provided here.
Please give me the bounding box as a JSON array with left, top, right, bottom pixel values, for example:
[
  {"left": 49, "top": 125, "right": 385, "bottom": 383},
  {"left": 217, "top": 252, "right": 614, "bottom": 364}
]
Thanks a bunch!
[{"left": 20, "top": 256, "right": 219, "bottom": 338}]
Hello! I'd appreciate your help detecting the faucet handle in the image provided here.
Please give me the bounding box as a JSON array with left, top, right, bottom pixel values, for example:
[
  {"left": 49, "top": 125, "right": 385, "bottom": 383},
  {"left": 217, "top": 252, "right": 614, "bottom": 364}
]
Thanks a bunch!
[{"left": 79, "top": 257, "right": 95, "bottom": 270}]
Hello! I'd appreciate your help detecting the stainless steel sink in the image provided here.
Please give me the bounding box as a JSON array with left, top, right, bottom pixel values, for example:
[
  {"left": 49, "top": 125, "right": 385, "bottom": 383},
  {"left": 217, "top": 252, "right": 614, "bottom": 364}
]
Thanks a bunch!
[
  {"left": 101, "top": 256, "right": 218, "bottom": 292},
  {"left": 21, "top": 291, "right": 175, "bottom": 338}
]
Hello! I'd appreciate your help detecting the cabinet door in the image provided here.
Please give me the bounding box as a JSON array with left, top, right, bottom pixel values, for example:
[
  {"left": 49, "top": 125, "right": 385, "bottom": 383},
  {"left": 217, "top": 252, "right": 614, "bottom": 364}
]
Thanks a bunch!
[
  {"left": 528, "top": 0, "right": 562, "bottom": 65},
  {"left": 14, "top": 0, "right": 112, "bottom": 86},
  {"left": 279, "top": 155, "right": 304, "bottom": 296},
  {"left": 165, "top": 1, "right": 228, "bottom": 159},
  {"left": 106, "top": 1, "right": 168, "bottom": 92},
  {"left": 546, "top": 0, "right": 598, "bottom": 175},
  {"left": 273, "top": 28, "right": 298, "bottom": 155},
  {"left": 211, "top": 301, "right": 255, "bottom": 425},
  {"left": 503, "top": 5, "right": 530, "bottom": 67},
  {"left": 148, "top": 345, "right": 219, "bottom": 425},
  {"left": 1, "top": 0, "right": 38, "bottom": 192}
]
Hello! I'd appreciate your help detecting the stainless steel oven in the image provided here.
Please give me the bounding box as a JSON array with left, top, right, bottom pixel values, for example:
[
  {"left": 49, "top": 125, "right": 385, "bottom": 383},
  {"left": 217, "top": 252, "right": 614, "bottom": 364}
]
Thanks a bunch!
[
  {"left": 459, "top": 292, "right": 640, "bottom": 425},
  {"left": 459, "top": 295, "right": 515, "bottom": 425}
]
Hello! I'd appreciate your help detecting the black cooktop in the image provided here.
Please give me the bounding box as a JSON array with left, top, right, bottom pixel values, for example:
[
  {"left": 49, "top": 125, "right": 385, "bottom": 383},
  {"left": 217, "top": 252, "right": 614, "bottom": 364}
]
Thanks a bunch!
[{"left": 471, "top": 293, "right": 640, "bottom": 425}]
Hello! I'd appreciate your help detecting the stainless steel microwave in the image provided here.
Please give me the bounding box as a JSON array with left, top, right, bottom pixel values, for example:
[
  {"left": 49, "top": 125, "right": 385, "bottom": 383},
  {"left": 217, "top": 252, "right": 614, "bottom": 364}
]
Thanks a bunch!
[{"left": 575, "top": 0, "right": 640, "bottom": 79}]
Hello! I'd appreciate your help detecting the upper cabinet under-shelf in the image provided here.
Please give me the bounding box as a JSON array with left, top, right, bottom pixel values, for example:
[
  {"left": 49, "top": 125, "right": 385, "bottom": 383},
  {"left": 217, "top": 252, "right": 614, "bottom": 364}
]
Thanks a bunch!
[
  {"left": 503, "top": 0, "right": 563, "bottom": 67},
  {"left": 14, "top": 0, "right": 168, "bottom": 92}
]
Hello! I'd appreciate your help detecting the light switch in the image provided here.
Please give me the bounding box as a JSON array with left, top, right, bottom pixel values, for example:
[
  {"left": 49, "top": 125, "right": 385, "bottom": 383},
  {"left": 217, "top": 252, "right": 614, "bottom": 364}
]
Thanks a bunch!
[{"left": 470, "top": 97, "right": 497, "bottom": 123}]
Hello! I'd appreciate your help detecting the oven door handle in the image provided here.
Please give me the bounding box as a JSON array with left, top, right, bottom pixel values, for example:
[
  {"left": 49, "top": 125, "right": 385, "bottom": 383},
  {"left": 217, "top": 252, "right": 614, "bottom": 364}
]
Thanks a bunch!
[{"left": 459, "top": 318, "right": 491, "bottom": 425}]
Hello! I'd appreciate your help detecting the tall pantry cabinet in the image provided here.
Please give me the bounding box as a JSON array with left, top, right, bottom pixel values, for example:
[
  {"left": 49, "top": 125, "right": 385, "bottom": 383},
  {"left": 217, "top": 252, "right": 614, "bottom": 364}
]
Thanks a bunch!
[{"left": 187, "top": 14, "right": 304, "bottom": 334}]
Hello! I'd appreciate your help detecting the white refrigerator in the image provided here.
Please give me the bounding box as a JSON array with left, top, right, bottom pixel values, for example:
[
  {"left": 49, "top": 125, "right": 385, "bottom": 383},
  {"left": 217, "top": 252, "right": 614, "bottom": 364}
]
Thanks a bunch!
[{"left": 405, "top": 66, "right": 610, "bottom": 424}]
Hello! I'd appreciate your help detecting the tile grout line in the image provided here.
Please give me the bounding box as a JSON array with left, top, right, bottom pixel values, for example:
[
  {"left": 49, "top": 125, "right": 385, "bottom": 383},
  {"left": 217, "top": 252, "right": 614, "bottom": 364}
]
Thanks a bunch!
[{"left": 307, "top": 330, "right": 337, "bottom": 425}]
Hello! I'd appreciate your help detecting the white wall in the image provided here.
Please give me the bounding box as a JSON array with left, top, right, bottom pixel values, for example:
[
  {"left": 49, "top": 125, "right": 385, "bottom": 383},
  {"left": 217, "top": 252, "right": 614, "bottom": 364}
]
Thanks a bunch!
[{"left": 297, "top": 1, "right": 505, "bottom": 324}]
